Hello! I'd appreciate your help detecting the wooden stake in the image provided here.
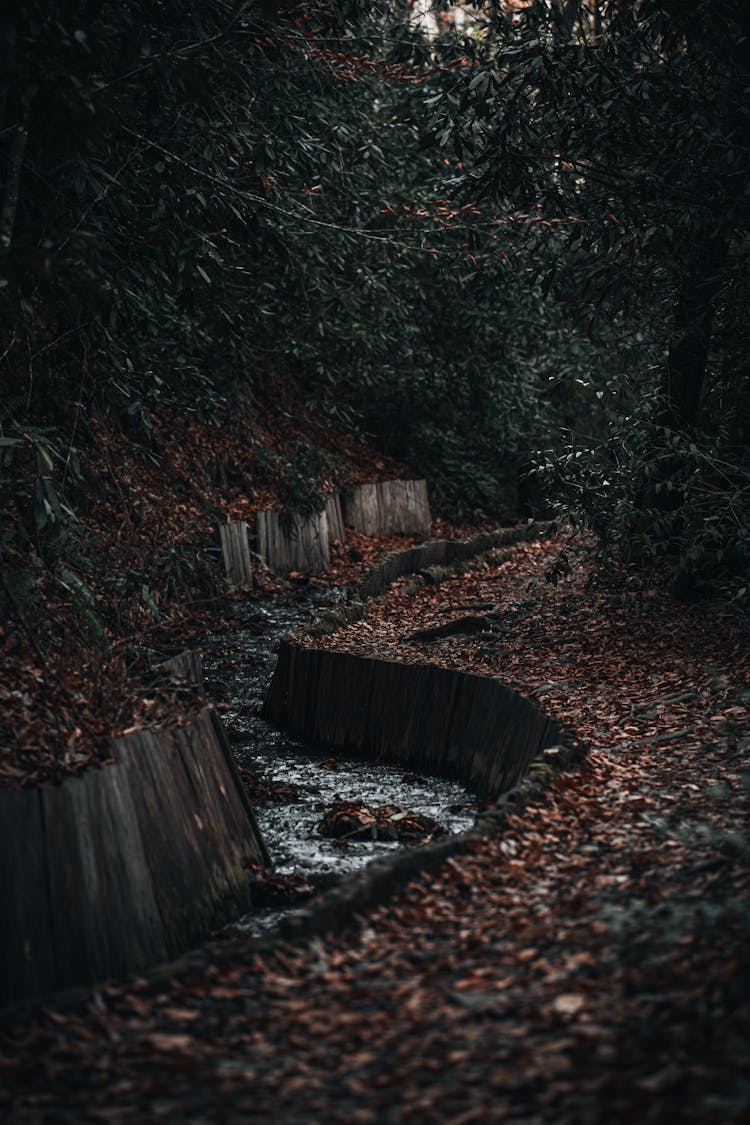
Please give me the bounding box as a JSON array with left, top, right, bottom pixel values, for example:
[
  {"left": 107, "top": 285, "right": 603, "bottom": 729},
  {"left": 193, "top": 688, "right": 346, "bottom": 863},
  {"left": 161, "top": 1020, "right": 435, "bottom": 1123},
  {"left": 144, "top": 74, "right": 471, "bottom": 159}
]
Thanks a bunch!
[{"left": 220, "top": 521, "right": 253, "bottom": 588}]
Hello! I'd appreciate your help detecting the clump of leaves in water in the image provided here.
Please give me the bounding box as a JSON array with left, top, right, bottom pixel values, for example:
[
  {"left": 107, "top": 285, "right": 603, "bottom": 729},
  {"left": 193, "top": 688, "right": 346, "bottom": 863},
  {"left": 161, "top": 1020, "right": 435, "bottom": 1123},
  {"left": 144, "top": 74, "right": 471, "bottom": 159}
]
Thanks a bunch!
[
  {"left": 320, "top": 799, "right": 445, "bottom": 844},
  {"left": 238, "top": 766, "right": 299, "bottom": 805},
  {"left": 243, "top": 863, "right": 313, "bottom": 908}
]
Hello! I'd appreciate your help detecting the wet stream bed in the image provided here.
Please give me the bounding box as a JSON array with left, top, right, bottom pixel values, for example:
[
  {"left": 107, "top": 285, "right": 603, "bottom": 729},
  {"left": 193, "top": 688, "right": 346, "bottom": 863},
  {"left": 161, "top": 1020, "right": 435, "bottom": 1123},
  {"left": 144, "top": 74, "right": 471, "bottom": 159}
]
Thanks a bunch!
[{"left": 202, "top": 590, "right": 477, "bottom": 936}]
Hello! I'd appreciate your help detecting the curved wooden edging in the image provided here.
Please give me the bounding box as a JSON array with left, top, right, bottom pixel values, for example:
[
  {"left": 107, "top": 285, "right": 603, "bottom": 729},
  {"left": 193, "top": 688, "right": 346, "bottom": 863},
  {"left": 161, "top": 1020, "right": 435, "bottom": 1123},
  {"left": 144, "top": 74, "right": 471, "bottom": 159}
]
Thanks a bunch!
[
  {"left": 263, "top": 643, "right": 560, "bottom": 800},
  {"left": 0, "top": 707, "right": 268, "bottom": 1009},
  {"left": 356, "top": 521, "right": 542, "bottom": 599}
]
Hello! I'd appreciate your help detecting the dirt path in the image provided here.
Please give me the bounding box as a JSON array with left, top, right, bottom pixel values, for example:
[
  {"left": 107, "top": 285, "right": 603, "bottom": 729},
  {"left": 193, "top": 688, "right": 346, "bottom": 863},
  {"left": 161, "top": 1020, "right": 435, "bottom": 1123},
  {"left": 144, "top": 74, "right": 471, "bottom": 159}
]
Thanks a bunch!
[{"left": 1, "top": 536, "right": 748, "bottom": 1123}]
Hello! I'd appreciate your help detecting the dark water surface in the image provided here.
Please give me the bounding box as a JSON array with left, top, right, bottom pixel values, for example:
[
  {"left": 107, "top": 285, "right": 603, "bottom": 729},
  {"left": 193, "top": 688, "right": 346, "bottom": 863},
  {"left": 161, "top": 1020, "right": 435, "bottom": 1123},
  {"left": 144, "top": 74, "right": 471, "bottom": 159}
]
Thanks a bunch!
[{"left": 202, "top": 590, "right": 475, "bottom": 934}]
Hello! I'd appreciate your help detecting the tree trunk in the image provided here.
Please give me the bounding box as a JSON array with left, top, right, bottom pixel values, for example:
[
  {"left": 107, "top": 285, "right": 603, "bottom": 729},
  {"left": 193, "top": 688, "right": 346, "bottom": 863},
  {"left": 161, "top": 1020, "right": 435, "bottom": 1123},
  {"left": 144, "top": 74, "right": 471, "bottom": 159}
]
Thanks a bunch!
[
  {"left": 658, "top": 234, "right": 728, "bottom": 430},
  {"left": 589, "top": 0, "right": 601, "bottom": 43}
]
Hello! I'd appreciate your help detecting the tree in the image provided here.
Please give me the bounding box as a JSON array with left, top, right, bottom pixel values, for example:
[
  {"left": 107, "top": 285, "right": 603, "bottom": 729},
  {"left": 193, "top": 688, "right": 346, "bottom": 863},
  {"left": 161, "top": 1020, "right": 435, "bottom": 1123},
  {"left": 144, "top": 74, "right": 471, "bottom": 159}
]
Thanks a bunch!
[
  {"left": 1, "top": 0, "right": 599, "bottom": 527},
  {"left": 429, "top": 0, "right": 750, "bottom": 597}
]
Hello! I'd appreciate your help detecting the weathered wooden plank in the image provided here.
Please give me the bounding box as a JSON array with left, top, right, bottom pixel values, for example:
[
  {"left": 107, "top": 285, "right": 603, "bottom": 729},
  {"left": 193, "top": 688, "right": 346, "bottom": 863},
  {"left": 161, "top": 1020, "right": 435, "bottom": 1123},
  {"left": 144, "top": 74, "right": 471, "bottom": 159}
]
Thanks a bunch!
[
  {"left": 45, "top": 759, "right": 166, "bottom": 985},
  {"left": 410, "top": 664, "right": 462, "bottom": 778},
  {"left": 170, "top": 719, "right": 262, "bottom": 926},
  {"left": 220, "top": 521, "right": 253, "bottom": 588},
  {"left": 115, "top": 715, "right": 261, "bottom": 953},
  {"left": 379, "top": 479, "right": 432, "bottom": 536},
  {"left": 256, "top": 510, "right": 330, "bottom": 575},
  {"left": 465, "top": 677, "right": 515, "bottom": 795},
  {"left": 114, "top": 725, "right": 201, "bottom": 951},
  {"left": 0, "top": 789, "right": 56, "bottom": 1006},
  {"left": 342, "top": 482, "right": 380, "bottom": 536},
  {"left": 324, "top": 493, "right": 346, "bottom": 543},
  {"left": 329, "top": 652, "right": 374, "bottom": 752},
  {"left": 366, "top": 659, "right": 417, "bottom": 765},
  {"left": 0, "top": 708, "right": 268, "bottom": 1009},
  {"left": 261, "top": 638, "right": 294, "bottom": 724},
  {"left": 207, "top": 708, "right": 271, "bottom": 868},
  {"left": 342, "top": 480, "right": 431, "bottom": 537}
]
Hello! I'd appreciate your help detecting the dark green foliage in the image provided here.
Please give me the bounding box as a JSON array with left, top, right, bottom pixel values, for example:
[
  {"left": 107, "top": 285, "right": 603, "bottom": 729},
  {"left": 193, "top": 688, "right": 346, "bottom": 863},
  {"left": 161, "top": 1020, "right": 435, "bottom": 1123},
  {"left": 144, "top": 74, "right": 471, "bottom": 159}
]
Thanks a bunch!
[
  {"left": 3, "top": 0, "right": 746, "bottom": 605},
  {"left": 1, "top": 0, "right": 596, "bottom": 533},
  {"left": 1, "top": 1, "right": 274, "bottom": 422},
  {"left": 426, "top": 0, "right": 750, "bottom": 596}
]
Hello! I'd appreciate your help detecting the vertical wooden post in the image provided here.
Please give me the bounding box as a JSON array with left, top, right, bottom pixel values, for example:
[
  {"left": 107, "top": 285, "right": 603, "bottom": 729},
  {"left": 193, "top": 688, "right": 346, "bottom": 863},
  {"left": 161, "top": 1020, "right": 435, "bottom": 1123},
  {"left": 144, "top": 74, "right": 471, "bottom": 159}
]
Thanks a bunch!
[
  {"left": 256, "top": 510, "right": 330, "bottom": 574},
  {"left": 219, "top": 521, "right": 253, "bottom": 588},
  {"left": 325, "top": 493, "right": 346, "bottom": 542},
  {"left": 342, "top": 480, "right": 432, "bottom": 537}
]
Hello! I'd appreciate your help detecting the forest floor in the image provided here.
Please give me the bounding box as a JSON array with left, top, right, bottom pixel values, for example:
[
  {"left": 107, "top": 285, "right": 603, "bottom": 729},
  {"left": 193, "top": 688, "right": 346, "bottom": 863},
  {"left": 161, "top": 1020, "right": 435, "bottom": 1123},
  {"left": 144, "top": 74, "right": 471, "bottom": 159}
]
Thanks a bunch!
[
  {"left": 0, "top": 391, "right": 482, "bottom": 789},
  {"left": 1, "top": 533, "right": 748, "bottom": 1123}
]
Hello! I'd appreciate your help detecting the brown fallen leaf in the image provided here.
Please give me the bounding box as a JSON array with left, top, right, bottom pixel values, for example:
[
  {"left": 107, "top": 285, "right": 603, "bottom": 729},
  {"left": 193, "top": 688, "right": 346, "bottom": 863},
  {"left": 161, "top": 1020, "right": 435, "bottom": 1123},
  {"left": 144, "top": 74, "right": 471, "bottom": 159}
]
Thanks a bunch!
[
  {"left": 160, "top": 1007, "right": 201, "bottom": 1023},
  {"left": 552, "top": 993, "right": 585, "bottom": 1016},
  {"left": 144, "top": 1033, "right": 194, "bottom": 1053}
]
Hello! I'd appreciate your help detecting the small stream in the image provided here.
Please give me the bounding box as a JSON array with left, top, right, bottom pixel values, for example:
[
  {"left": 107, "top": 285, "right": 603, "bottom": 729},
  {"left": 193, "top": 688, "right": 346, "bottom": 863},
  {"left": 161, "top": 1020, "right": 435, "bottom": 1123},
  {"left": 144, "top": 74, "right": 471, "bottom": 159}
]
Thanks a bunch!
[{"left": 202, "top": 588, "right": 476, "bottom": 935}]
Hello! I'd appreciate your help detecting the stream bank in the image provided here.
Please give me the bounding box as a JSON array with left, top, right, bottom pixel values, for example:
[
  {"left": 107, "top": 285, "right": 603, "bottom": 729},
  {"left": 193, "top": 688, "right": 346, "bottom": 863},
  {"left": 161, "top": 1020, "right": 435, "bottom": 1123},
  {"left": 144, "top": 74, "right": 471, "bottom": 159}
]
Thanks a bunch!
[{"left": 202, "top": 588, "right": 476, "bottom": 936}]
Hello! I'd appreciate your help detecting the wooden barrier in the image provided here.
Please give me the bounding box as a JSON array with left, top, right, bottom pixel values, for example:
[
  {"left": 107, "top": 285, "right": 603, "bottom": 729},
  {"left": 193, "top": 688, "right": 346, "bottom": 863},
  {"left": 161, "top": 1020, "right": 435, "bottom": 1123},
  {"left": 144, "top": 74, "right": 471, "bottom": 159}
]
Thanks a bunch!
[
  {"left": 357, "top": 522, "right": 540, "bottom": 599},
  {"left": 342, "top": 480, "right": 431, "bottom": 537},
  {"left": 220, "top": 521, "right": 254, "bottom": 588},
  {"left": 256, "top": 510, "right": 330, "bottom": 575},
  {"left": 0, "top": 708, "right": 268, "bottom": 1008},
  {"left": 263, "top": 644, "right": 560, "bottom": 801}
]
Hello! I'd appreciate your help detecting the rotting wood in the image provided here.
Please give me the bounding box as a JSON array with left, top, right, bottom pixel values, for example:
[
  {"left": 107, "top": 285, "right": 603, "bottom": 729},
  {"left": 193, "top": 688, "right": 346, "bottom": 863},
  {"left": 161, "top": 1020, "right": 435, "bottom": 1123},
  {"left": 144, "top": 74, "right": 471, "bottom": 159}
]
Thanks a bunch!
[
  {"left": 343, "top": 479, "right": 431, "bottom": 537},
  {"left": 219, "top": 521, "right": 253, "bottom": 588},
  {"left": 0, "top": 707, "right": 267, "bottom": 1008},
  {"left": 256, "top": 510, "right": 330, "bottom": 575}
]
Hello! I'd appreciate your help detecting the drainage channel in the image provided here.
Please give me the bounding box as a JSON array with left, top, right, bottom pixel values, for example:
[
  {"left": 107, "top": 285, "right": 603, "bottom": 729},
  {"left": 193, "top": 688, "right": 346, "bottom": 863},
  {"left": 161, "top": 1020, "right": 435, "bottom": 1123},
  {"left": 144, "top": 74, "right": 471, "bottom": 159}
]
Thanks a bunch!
[{"left": 202, "top": 589, "right": 476, "bottom": 936}]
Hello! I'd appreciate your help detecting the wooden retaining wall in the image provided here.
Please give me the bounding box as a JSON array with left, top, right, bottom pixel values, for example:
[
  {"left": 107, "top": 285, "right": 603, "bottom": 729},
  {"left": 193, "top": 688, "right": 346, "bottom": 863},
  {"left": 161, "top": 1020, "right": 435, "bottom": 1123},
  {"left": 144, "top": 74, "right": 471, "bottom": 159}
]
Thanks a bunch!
[
  {"left": 357, "top": 522, "right": 541, "bottom": 599},
  {"left": 343, "top": 480, "right": 431, "bottom": 537},
  {"left": 0, "top": 708, "right": 268, "bottom": 1009},
  {"left": 256, "top": 510, "right": 330, "bottom": 575},
  {"left": 263, "top": 644, "right": 560, "bottom": 801},
  {"left": 220, "top": 521, "right": 254, "bottom": 588}
]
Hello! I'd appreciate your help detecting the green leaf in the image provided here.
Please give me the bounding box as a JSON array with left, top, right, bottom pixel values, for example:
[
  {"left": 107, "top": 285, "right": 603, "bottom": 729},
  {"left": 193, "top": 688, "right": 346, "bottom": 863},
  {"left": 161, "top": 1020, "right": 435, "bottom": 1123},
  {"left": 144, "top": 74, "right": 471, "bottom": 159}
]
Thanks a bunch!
[{"left": 141, "top": 584, "right": 161, "bottom": 621}]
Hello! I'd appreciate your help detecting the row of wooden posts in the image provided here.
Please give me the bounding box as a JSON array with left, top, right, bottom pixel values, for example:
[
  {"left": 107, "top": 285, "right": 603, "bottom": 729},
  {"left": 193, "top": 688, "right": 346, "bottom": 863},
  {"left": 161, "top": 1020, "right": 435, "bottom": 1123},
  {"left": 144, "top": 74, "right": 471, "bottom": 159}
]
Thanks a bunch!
[
  {"left": 0, "top": 478, "right": 430, "bottom": 1012},
  {"left": 220, "top": 480, "right": 432, "bottom": 585},
  {"left": 1, "top": 479, "right": 549, "bottom": 1014}
]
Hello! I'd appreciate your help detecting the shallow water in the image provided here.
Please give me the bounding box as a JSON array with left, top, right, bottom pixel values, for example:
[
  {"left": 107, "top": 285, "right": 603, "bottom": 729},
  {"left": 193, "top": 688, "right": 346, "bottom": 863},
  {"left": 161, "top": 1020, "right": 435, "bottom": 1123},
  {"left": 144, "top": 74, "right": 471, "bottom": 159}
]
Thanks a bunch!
[{"left": 202, "top": 589, "right": 476, "bottom": 934}]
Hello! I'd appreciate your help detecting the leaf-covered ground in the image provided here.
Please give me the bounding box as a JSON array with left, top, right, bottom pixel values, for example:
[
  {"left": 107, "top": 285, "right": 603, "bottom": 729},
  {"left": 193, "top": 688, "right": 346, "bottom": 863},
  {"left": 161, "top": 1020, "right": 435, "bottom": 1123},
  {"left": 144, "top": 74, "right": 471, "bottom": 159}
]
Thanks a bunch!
[
  {"left": 1, "top": 535, "right": 748, "bottom": 1122},
  {"left": 1, "top": 385, "right": 482, "bottom": 789}
]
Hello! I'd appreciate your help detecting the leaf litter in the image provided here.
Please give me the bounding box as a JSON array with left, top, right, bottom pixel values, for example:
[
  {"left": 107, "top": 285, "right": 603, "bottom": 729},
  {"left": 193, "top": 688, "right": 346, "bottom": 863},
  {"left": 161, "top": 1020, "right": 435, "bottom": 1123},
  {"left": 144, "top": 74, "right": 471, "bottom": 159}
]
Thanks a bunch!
[{"left": 1, "top": 532, "right": 748, "bottom": 1123}]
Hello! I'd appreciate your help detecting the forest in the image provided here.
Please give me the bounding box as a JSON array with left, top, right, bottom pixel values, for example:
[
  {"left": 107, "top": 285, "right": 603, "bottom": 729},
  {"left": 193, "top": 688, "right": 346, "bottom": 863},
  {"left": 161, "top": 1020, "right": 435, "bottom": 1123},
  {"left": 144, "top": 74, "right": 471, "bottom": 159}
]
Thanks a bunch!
[{"left": 0, "top": 1, "right": 748, "bottom": 1121}]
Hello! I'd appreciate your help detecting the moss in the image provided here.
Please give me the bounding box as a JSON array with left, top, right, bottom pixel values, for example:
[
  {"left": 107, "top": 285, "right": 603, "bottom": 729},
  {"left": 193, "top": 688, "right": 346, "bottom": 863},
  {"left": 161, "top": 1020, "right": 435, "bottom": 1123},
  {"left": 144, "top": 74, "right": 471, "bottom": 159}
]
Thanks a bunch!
[
  {"left": 309, "top": 601, "right": 369, "bottom": 636},
  {"left": 164, "top": 863, "right": 255, "bottom": 956}
]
